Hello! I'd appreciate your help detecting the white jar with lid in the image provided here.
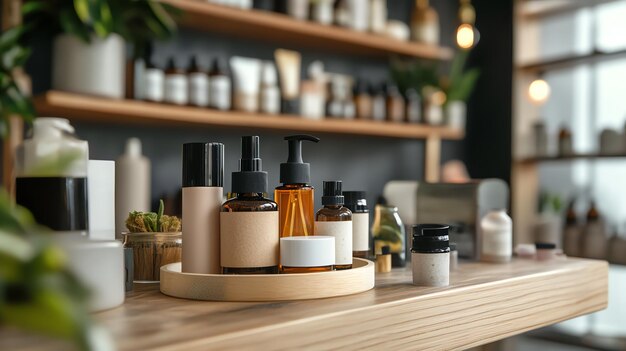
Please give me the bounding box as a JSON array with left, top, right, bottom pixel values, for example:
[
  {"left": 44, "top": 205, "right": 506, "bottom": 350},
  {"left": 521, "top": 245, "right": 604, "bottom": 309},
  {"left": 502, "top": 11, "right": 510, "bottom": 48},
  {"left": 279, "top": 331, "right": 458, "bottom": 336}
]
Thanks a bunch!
[{"left": 480, "top": 209, "right": 513, "bottom": 263}]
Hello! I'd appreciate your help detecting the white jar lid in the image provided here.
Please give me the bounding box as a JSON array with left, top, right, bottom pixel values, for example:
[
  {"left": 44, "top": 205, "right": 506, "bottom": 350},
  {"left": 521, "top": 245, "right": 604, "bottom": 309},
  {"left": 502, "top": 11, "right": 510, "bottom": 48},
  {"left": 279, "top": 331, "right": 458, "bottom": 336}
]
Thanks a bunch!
[{"left": 280, "top": 236, "right": 335, "bottom": 267}]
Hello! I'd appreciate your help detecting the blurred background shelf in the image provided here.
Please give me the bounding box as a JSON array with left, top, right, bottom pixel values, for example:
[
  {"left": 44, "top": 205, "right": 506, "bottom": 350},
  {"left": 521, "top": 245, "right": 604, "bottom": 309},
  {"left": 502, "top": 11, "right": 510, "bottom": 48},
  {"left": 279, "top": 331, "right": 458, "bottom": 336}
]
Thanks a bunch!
[
  {"left": 34, "top": 91, "right": 464, "bottom": 140},
  {"left": 518, "top": 153, "right": 626, "bottom": 164},
  {"left": 163, "top": 0, "right": 453, "bottom": 60}
]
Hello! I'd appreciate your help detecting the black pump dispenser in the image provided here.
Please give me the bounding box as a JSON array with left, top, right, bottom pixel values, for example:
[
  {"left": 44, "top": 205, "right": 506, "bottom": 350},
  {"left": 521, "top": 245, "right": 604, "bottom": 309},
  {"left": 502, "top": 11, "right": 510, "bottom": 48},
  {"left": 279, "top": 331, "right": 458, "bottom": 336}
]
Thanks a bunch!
[
  {"left": 232, "top": 136, "right": 268, "bottom": 194},
  {"left": 280, "top": 134, "right": 320, "bottom": 184},
  {"left": 322, "top": 181, "right": 344, "bottom": 206}
]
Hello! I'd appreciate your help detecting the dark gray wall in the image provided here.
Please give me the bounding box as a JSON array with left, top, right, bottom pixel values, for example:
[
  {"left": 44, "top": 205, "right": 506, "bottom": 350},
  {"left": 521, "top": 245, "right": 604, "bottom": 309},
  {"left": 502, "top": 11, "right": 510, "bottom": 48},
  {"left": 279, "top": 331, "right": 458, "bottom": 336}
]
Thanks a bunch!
[{"left": 18, "top": 0, "right": 512, "bottom": 212}]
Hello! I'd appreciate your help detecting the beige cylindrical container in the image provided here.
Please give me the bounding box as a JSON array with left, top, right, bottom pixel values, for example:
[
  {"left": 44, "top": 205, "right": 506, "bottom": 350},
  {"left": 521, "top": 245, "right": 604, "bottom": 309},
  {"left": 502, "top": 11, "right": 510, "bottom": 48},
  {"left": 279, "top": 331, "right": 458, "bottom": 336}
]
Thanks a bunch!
[
  {"left": 115, "top": 138, "right": 151, "bottom": 239},
  {"left": 181, "top": 143, "right": 224, "bottom": 274},
  {"left": 411, "top": 224, "right": 450, "bottom": 287}
]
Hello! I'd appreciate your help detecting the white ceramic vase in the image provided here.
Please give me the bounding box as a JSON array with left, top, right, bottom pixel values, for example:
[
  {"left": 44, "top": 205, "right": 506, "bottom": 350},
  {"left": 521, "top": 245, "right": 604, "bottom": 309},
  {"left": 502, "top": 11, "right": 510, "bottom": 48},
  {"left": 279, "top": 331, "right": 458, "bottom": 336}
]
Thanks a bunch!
[
  {"left": 446, "top": 100, "right": 467, "bottom": 130},
  {"left": 52, "top": 34, "right": 126, "bottom": 99}
]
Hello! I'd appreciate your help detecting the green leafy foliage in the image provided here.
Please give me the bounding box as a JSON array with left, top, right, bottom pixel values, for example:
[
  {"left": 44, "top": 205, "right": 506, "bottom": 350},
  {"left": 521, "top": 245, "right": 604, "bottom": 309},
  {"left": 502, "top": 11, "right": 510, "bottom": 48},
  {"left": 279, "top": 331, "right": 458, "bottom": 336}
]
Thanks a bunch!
[
  {"left": 125, "top": 199, "right": 181, "bottom": 233},
  {"left": 390, "top": 50, "right": 480, "bottom": 104},
  {"left": 0, "top": 190, "right": 93, "bottom": 350}
]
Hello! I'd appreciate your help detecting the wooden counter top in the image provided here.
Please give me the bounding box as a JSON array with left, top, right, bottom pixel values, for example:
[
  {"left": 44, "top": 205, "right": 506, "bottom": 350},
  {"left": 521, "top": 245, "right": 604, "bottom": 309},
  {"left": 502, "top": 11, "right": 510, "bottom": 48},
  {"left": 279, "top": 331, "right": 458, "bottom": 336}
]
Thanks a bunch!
[{"left": 2, "top": 258, "right": 608, "bottom": 350}]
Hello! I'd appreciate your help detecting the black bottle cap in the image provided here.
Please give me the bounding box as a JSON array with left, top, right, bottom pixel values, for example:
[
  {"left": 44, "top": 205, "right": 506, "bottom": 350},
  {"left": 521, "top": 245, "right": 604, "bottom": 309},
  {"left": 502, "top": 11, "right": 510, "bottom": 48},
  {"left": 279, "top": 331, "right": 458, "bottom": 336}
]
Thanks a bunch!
[
  {"left": 376, "top": 195, "right": 388, "bottom": 206},
  {"left": 232, "top": 136, "right": 268, "bottom": 194},
  {"left": 188, "top": 56, "right": 201, "bottom": 72},
  {"left": 182, "top": 142, "right": 224, "bottom": 187},
  {"left": 343, "top": 191, "right": 368, "bottom": 213},
  {"left": 535, "top": 242, "right": 556, "bottom": 250},
  {"left": 281, "top": 99, "right": 300, "bottom": 115},
  {"left": 385, "top": 83, "right": 400, "bottom": 96},
  {"left": 280, "top": 134, "right": 320, "bottom": 184},
  {"left": 354, "top": 80, "right": 369, "bottom": 95},
  {"left": 450, "top": 242, "right": 457, "bottom": 251},
  {"left": 322, "top": 181, "right": 344, "bottom": 206},
  {"left": 412, "top": 224, "right": 450, "bottom": 253},
  {"left": 166, "top": 58, "right": 177, "bottom": 71},
  {"left": 210, "top": 57, "right": 229, "bottom": 75},
  {"left": 381, "top": 245, "right": 391, "bottom": 255}
]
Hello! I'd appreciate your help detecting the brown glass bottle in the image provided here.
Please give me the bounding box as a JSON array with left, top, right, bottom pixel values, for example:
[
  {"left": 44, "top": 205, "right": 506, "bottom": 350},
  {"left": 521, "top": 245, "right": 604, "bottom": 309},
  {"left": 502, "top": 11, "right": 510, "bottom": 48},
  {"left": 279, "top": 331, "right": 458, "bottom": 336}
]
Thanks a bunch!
[
  {"left": 315, "top": 181, "right": 353, "bottom": 270},
  {"left": 220, "top": 136, "right": 279, "bottom": 274},
  {"left": 385, "top": 84, "right": 405, "bottom": 122},
  {"left": 222, "top": 193, "right": 279, "bottom": 274}
]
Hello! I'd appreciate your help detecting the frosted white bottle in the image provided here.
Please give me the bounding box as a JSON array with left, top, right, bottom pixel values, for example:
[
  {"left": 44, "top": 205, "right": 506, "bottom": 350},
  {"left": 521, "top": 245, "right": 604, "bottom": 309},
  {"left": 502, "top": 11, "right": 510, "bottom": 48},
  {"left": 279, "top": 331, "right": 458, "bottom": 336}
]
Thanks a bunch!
[
  {"left": 115, "top": 138, "right": 151, "bottom": 239},
  {"left": 480, "top": 209, "right": 513, "bottom": 263},
  {"left": 260, "top": 61, "right": 281, "bottom": 115}
]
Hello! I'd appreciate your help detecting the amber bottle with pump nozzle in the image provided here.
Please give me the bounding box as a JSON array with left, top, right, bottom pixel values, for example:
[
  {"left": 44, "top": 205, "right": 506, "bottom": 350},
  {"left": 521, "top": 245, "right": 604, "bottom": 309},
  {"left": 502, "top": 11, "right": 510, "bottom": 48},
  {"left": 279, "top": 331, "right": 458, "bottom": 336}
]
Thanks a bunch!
[
  {"left": 315, "top": 181, "right": 353, "bottom": 270},
  {"left": 221, "top": 136, "right": 279, "bottom": 274},
  {"left": 275, "top": 135, "right": 320, "bottom": 238}
]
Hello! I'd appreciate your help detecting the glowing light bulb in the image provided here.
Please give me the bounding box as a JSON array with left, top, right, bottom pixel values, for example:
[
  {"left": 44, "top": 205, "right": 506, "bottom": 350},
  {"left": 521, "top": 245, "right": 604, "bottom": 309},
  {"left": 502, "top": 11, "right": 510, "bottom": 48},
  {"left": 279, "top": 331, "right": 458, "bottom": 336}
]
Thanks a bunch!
[
  {"left": 528, "top": 79, "right": 551, "bottom": 104},
  {"left": 456, "top": 24, "right": 475, "bottom": 49}
]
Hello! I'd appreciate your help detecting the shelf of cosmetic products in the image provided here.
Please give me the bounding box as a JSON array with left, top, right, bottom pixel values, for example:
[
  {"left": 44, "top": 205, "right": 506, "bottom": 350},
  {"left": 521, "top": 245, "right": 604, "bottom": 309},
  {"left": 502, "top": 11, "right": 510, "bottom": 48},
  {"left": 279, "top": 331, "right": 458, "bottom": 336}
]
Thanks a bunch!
[
  {"left": 517, "top": 153, "right": 626, "bottom": 164},
  {"left": 162, "top": 0, "right": 453, "bottom": 60},
  {"left": 34, "top": 91, "right": 464, "bottom": 140},
  {"left": 1, "top": 258, "right": 606, "bottom": 350}
]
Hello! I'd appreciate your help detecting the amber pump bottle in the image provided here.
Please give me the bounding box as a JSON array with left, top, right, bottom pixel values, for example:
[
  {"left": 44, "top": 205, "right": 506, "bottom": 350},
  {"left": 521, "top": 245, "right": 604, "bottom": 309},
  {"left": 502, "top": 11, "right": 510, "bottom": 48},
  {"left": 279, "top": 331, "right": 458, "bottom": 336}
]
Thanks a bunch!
[
  {"left": 315, "top": 181, "right": 353, "bottom": 270},
  {"left": 221, "top": 136, "right": 279, "bottom": 274},
  {"left": 275, "top": 135, "right": 320, "bottom": 238}
]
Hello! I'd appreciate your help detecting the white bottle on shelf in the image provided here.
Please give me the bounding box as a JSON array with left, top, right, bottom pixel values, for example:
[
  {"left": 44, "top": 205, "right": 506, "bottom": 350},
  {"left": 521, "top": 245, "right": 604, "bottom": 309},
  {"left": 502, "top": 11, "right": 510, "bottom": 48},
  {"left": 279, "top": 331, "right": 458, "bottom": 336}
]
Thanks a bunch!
[
  {"left": 115, "top": 138, "right": 151, "bottom": 239},
  {"left": 480, "top": 209, "right": 513, "bottom": 263}
]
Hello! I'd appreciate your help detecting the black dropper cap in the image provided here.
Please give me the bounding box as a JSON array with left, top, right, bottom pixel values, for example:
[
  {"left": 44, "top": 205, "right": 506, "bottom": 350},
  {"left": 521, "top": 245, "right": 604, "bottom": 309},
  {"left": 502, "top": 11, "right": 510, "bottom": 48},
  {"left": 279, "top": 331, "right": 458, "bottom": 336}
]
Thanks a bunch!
[
  {"left": 188, "top": 56, "right": 201, "bottom": 72},
  {"left": 166, "top": 58, "right": 177, "bottom": 72},
  {"left": 280, "top": 134, "right": 320, "bottom": 185},
  {"left": 354, "top": 80, "right": 369, "bottom": 96},
  {"left": 322, "top": 181, "right": 344, "bottom": 206},
  {"left": 210, "top": 57, "right": 229, "bottom": 75},
  {"left": 343, "top": 191, "right": 368, "bottom": 213},
  {"left": 182, "top": 142, "right": 224, "bottom": 187},
  {"left": 412, "top": 224, "right": 450, "bottom": 253},
  {"left": 281, "top": 99, "right": 300, "bottom": 115},
  {"left": 232, "top": 136, "right": 268, "bottom": 194}
]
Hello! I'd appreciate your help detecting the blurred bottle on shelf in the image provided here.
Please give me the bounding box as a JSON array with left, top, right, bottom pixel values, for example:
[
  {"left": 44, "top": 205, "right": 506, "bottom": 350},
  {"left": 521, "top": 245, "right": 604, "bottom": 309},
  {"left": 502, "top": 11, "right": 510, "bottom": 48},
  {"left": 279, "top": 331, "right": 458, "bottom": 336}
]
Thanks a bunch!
[
  {"left": 164, "top": 58, "right": 189, "bottom": 105},
  {"left": 209, "top": 58, "right": 232, "bottom": 111},
  {"left": 143, "top": 58, "right": 164, "bottom": 103},
  {"left": 312, "top": 0, "right": 334, "bottom": 25},
  {"left": 562, "top": 200, "right": 581, "bottom": 257},
  {"left": 354, "top": 81, "right": 373, "bottom": 120},
  {"left": 369, "top": 0, "right": 387, "bottom": 34},
  {"left": 385, "top": 84, "right": 405, "bottom": 123},
  {"left": 423, "top": 86, "right": 445, "bottom": 125},
  {"left": 581, "top": 201, "right": 607, "bottom": 259},
  {"left": 608, "top": 225, "right": 626, "bottom": 265},
  {"left": 558, "top": 126, "right": 573, "bottom": 157},
  {"left": 410, "top": 0, "right": 439, "bottom": 45},
  {"left": 371, "top": 83, "right": 387, "bottom": 121},
  {"left": 533, "top": 121, "right": 548, "bottom": 157},
  {"left": 187, "top": 57, "right": 210, "bottom": 108},
  {"left": 405, "top": 88, "right": 422, "bottom": 124}
]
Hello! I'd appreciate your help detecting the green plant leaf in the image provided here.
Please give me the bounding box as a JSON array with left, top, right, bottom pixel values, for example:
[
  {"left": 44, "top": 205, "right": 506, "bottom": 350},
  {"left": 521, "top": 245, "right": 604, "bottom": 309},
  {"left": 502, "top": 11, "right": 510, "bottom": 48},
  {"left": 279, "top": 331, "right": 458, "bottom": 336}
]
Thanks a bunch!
[
  {"left": 59, "top": 9, "right": 91, "bottom": 43},
  {"left": 21, "top": 1, "right": 51, "bottom": 16},
  {"left": 0, "top": 27, "right": 25, "bottom": 53},
  {"left": 157, "top": 199, "right": 164, "bottom": 231}
]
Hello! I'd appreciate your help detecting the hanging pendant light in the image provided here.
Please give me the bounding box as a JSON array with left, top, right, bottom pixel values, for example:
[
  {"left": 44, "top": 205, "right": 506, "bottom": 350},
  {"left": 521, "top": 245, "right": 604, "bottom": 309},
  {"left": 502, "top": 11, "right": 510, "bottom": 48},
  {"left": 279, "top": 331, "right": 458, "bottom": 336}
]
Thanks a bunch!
[{"left": 456, "top": 0, "right": 480, "bottom": 49}]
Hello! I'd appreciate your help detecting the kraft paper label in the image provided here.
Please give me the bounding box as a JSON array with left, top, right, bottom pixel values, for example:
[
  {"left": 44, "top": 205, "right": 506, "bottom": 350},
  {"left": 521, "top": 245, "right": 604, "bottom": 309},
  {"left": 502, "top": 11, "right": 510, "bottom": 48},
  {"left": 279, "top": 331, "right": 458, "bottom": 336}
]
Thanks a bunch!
[
  {"left": 352, "top": 213, "right": 369, "bottom": 252},
  {"left": 315, "top": 221, "right": 352, "bottom": 265},
  {"left": 220, "top": 212, "right": 279, "bottom": 268},
  {"left": 482, "top": 229, "right": 512, "bottom": 257}
]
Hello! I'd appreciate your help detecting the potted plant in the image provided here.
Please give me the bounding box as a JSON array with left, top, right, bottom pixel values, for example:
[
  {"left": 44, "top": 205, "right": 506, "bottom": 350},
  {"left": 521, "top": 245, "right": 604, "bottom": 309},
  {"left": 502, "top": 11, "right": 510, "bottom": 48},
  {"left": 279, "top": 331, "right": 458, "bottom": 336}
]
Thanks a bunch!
[
  {"left": 440, "top": 50, "right": 480, "bottom": 130},
  {"left": 391, "top": 50, "right": 479, "bottom": 129},
  {"left": 24, "top": 0, "right": 176, "bottom": 99}
]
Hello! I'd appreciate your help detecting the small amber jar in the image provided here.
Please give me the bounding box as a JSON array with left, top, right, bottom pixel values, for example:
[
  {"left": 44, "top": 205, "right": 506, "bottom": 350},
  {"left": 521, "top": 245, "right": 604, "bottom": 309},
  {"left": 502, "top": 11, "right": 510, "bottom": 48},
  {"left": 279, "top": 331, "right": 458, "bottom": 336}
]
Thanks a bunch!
[{"left": 280, "top": 236, "right": 335, "bottom": 273}]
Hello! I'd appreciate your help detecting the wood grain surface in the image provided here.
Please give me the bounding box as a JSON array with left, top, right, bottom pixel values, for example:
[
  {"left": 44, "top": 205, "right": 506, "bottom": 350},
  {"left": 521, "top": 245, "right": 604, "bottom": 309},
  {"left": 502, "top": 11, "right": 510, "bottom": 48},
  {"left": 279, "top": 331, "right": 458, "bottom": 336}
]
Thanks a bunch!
[
  {"left": 34, "top": 91, "right": 465, "bottom": 140},
  {"left": 162, "top": 0, "right": 453, "bottom": 60},
  {"left": 160, "top": 258, "right": 375, "bottom": 301},
  {"left": 1, "top": 258, "right": 608, "bottom": 351}
]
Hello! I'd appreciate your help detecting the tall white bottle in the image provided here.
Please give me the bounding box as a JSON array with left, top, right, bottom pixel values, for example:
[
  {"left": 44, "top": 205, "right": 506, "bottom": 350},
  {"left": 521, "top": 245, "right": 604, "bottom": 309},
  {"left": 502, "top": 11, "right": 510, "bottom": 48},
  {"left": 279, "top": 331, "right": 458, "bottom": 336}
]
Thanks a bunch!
[{"left": 115, "top": 138, "right": 151, "bottom": 238}]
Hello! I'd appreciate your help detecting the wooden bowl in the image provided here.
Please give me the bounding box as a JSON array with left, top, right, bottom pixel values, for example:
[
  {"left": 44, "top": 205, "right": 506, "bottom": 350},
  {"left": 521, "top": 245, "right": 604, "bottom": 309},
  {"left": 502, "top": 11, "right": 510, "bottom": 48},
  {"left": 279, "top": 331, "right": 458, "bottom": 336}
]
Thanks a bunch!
[{"left": 160, "top": 258, "right": 375, "bottom": 301}]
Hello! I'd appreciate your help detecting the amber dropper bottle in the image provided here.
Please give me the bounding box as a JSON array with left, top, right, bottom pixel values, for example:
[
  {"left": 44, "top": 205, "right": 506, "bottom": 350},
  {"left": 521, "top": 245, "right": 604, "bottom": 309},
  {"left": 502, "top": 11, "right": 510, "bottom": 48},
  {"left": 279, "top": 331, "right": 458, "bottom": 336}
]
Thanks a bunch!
[
  {"left": 275, "top": 134, "right": 320, "bottom": 238},
  {"left": 315, "top": 181, "right": 353, "bottom": 270},
  {"left": 221, "top": 136, "right": 279, "bottom": 274}
]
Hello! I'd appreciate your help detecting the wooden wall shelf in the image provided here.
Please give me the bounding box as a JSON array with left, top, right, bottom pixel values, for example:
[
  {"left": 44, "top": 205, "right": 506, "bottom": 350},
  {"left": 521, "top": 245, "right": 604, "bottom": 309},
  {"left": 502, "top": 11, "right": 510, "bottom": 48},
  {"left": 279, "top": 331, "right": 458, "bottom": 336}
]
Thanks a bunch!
[
  {"left": 0, "top": 258, "right": 608, "bottom": 350},
  {"left": 34, "top": 91, "right": 464, "bottom": 140},
  {"left": 518, "top": 153, "right": 626, "bottom": 164},
  {"left": 163, "top": 0, "right": 453, "bottom": 60}
]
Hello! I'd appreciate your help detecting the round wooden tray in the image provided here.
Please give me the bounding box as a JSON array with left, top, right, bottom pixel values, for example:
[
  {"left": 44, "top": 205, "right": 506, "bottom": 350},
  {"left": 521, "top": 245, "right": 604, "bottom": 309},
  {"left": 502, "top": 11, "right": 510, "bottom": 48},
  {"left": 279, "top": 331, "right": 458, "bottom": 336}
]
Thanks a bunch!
[{"left": 160, "top": 258, "right": 375, "bottom": 301}]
